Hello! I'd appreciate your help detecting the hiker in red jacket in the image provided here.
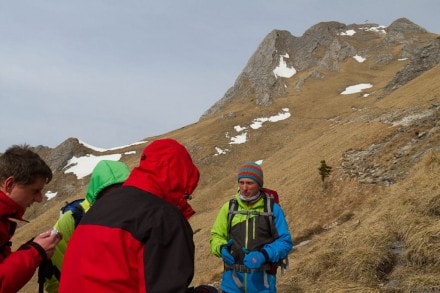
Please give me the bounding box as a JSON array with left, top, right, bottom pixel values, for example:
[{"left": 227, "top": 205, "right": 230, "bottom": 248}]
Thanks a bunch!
[
  {"left": 0, "top": 145, "right": 61, "bottom": 293},
  {"left": 59, "top": 138, "right": 214, "bottom": 293}
]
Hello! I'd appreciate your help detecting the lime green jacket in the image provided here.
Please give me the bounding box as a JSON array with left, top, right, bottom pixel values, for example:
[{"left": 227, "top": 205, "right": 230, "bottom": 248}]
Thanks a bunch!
[
  {"left": 45, "top": 160, "right": 130, "bottom": 293},
  {"left": 210, "top": 192, "right": 267, "bottom": 256}
]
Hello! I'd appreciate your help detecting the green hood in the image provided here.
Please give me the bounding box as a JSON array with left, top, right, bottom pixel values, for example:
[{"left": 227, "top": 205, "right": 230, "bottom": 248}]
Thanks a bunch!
[{"left": 85, "top": 160, "right": 130, "bottom": 205}]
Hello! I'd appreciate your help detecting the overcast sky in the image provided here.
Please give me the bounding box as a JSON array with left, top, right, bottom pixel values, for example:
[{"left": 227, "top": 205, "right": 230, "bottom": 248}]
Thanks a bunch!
[{"left": 1, "top": 0, "right": 439, "bottom": 153}]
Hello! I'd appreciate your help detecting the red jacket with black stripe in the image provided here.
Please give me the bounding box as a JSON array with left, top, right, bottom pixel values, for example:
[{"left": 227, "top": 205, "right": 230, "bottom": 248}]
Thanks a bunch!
[
  {"left": 59, "top": 139, "right": 200, "bottom": 293},
  {"left": 0, "top": 191, "right": 46, "bottom": 293}
]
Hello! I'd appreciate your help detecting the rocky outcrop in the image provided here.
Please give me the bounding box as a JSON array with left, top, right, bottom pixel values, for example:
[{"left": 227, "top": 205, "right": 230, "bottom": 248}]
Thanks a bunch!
[
  {"left": 201, "top": 22, "right": 348, "bottom": 118},
  {"left": 201, "top": 30, "right": 297, "bottom": 118},
  {"left": 341, "top": 105, "right": 440, "bottom": 186},
  {"left": 386, "top": 17, "right": 428, "bottom": 43},
  {"left": 35, "top": 137, "right": 91, "bottom": 172},
  {"left": 201, "top": 18, "right": 437, "bottom": 119},
  {"left": 384, "top": 36, "right": 440, "bottom": 93}
]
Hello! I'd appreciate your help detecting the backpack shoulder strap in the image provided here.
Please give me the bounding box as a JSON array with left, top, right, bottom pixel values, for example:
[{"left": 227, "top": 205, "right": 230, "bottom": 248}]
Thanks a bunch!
[
  {"left": 227, "top": 194, "right": 278, "bottom": 237},
  {"left": 227, "top": 198, "right": 238, "bottom": 235},
  {"left": 71, "top": 202, "right": 85, "bottom": 228},
  {"left": 61, "top": 199, "right": 85, "bottom": 228},
  {"left": 60, "top": 199, "right": 82, "bottom": 213},
  {"left": 263, "top": 195, "right": 289, "bottom": 273},
  {"left": 263, "top": 195, "right": 279, "bottom": 239}
]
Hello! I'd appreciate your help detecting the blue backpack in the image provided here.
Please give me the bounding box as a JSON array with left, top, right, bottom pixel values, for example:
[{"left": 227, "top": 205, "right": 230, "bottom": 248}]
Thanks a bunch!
[{"left": 59, "top": 199, "right": 85, "bottom": 227}]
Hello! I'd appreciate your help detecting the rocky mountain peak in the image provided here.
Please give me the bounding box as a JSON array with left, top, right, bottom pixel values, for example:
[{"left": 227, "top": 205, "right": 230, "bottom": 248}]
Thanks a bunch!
[
  {"left": 387, "top": 17, "right": 428, "bottom": 35},
  {"left": 202, "top": 18, "right": 437, "bottom": 119},
  {"left": 35, "top": 137, "right": 92, "bottom": 173}
]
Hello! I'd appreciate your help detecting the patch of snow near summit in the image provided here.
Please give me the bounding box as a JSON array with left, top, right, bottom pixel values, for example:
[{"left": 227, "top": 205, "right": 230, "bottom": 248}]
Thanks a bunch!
[
  {"left": 353, "top": 55, "right": 366, "bottom": 63},
  {"left": 273, "top": 54, "right": 296, "bottom": 78},
  {"left": 64, "top": 154, "right": 123, "bottom": 179},
  {"left": 341, "top": 83, "right": 372, "bottom": 95}
]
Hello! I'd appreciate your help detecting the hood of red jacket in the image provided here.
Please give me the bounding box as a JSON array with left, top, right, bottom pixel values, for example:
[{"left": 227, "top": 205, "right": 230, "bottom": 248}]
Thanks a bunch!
[{"left": 123, "top": 138, "right": 200, "bottom": 220}]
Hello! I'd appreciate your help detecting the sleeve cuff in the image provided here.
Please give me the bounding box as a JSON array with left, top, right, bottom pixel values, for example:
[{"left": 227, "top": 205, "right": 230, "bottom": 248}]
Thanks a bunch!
[
  {"left": 28, "top": 241, "right": 48, "bottom": 261},
  {"left": 261, "top": 249, "right": 270, "bottom": 262}
]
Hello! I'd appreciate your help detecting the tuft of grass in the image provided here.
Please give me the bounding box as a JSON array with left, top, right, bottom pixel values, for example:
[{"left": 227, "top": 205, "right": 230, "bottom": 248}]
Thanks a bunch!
[
  {"left": 427, "top": 194, "right": 440, "bottom": 216},
  {"left": 295, "top": 248, "right": 342, "bottom": 281},
  {"left": 424, "top": 150, "right": 440, "bottom": 172},
  {"left": 404, "top": 223, "right": 440, "bottom": 267}
]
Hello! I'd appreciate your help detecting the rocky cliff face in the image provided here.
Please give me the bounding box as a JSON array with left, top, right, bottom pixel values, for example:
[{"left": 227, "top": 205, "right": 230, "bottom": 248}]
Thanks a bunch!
[
  {"left": 202, "top": 18, "right": 439, "bottom": 118},
  {"left": 34, "top": 137, "right": 91, "bottom": 172},
  {"left": 25, "top": 138, "right": 114, "bottom": 216},
  {"left": 342, "top": 104, "right": 440, "bottom": 186},
  {"left": 384, "top": 35, "right": 440, "bottom": 93}
]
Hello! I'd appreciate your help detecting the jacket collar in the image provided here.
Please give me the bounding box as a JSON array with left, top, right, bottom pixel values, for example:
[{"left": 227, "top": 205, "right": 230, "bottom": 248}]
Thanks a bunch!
[{"left": 0, "top": 191, "right": 25, "bottom": 221}]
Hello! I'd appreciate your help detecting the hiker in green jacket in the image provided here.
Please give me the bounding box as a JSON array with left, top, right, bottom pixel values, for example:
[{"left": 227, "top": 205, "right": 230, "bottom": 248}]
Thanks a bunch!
[
  {"left": 44, "top": 160, "right": 130, "bottom": 292},
  {"left": 210, "top": 162, "right": 293, "bottom": 293}
]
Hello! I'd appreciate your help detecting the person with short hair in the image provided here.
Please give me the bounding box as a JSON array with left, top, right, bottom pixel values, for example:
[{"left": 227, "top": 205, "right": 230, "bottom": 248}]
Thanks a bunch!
[
  {"left": 210, "top": 162, "right": 293, "bottom": 293},
  {"left": 0, "top": 145, "right": 61, "bottom": 293}
]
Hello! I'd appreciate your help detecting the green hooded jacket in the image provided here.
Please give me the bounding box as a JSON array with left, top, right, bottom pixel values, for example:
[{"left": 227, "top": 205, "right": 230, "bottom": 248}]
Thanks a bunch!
[{"left": 45, "top": 160, "right": 130, "bottom": 293}]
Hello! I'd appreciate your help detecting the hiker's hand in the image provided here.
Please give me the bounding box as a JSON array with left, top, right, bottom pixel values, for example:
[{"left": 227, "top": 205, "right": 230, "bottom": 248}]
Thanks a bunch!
[
  {"left": 220, "top": 240, "right": 234, "bottom": 266},
  {"left": 243, "top": 251, "right": 266, "bottom": 269},
  {"left": 33, "top": 229, "right": 62, "bottom": 259}
]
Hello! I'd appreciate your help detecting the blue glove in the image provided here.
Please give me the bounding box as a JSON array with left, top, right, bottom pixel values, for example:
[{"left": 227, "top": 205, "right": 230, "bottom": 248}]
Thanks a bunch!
[
  {"left": 243, "top": 251, "right": 266, "bottom": 269},
  {"left": 220, "top": 240, "right": 234, "bottom": 266}
]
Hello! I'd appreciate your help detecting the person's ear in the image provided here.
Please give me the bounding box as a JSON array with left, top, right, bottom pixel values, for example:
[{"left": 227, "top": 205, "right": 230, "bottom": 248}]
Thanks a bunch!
[{"left": 4, "top": 176, "right": 15, "bottom": 194}]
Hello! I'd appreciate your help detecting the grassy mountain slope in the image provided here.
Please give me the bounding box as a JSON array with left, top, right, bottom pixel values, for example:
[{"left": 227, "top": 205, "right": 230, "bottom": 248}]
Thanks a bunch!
[{"left": 13, "top": 27, "right": 440, "bottom": 292}]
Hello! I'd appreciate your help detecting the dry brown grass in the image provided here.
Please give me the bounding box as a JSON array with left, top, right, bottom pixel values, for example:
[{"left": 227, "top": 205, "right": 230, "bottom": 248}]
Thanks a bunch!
[{"left": 13, "top": 51, "right": 440, "bottom": 291}]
